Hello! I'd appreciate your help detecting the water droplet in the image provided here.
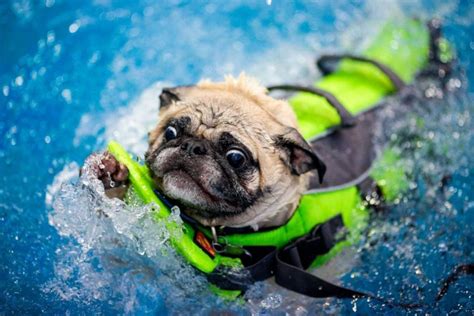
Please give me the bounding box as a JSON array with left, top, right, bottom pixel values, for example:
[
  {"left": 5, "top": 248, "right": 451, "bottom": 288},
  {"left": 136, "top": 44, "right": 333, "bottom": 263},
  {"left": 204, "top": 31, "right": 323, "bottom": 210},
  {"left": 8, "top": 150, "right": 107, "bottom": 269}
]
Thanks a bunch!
[
  {"left": 61, "top": 89, "right": 72, "bottom": 104},
  {"left": 2, "top": 86, "right": 9, "bottom": 96},
  {"left": 447, "top": 78, "right": 462, "bottom": 91},
  {"left": 15, "top": 76, "right": 24, "bottom": 86},
  {"left": 171, "top": 205, "right": 180, "bottom": 215},
  {"left": 69, "top": 22, "right": 80, "bottom": 33},
  {"left": 38, "top": 67, "right": 46, "bottom": 76},
  {"left": 438, "top": 242, "right": 448, "bottom": 252},
  {"left": 53, "top": 44, "right": 62, "bottom": 56},
  {"left": 260, "top": 293, "right": 282, "bottom": 309},
  {"left": 295, "top": 306, "right": 308, "bottom": 316},
  {"left": 352, "top": 301, "right": 357, "bottom": 312},
  {"left": 88, "top": 52, "right": 100, "bottom": 65},
  {"left": 415, "top": 266, "right": 422, "bottom": 275},
  {"left": 47, "top": 31, "right": 55, "bottom": 44}
]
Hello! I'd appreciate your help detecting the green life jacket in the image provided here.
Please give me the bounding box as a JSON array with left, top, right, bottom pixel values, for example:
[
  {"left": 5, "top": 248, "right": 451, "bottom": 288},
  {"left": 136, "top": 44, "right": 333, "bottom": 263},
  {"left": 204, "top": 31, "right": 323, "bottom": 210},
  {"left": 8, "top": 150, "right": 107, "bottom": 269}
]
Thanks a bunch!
[{"left": 107, "top": 18, "right": 451, "bottom": 300}]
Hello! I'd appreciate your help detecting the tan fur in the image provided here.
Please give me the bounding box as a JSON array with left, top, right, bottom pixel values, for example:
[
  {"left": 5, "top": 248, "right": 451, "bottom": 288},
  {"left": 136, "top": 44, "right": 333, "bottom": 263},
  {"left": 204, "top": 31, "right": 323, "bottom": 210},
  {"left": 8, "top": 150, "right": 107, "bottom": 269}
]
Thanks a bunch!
[{"left": 148, "top": 74, "right": 310, "bottom": 229}]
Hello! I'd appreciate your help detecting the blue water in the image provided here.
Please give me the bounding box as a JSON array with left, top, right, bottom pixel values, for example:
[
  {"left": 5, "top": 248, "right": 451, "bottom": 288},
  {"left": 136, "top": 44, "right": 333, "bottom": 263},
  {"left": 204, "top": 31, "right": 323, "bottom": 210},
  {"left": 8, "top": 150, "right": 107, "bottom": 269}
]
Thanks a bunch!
[{"left": 1, "top": 0, "right": 473, "bottom": 314}]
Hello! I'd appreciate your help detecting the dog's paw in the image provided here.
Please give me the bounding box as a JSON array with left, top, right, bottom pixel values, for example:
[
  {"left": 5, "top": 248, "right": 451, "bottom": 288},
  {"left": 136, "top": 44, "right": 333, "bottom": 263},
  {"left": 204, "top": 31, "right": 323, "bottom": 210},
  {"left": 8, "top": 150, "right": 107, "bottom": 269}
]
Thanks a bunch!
[{"left": 82, "top": 151, "right": 129, "bottom": 192}]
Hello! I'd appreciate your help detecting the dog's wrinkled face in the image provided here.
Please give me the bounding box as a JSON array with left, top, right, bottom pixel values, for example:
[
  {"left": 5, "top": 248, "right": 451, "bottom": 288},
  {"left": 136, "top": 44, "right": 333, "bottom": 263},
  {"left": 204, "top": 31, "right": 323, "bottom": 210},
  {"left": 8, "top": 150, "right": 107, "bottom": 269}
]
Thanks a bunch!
[{"left": 145, "top": 75, "right": 325, "bottom": 229}]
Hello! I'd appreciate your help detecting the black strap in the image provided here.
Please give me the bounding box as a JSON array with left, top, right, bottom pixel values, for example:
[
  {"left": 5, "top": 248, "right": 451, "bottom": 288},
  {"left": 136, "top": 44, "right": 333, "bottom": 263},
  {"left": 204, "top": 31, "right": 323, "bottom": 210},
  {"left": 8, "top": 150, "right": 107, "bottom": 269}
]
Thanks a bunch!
[
  {"left": 267, "top": 85, "right": 356, "bottom": 128},
  {"left": 276, "top": 243, "right": 474, "bottom": 308},
  {"left": 208, "top": 216, "right": 344, "bottom": 291},
  {"left": 207, "top": 214, "right": 473, "bottom": 309},
  {"left": 316, "top": 54, "right": 406, "bottom": 91},
  {"left": 273, "top": 215, "right": 368, "bottom": 298},
  {"left": 207, "top": 246, "right": 276, "bottom": 291},
  {"left": 274, "top": 216, "right": 366, "bottom": 299},
  {"left": 274, "top": 220, "right": 421, "bottom": 308},
  {"left": 275, "top": 250, "right": 368, "bottom": 299},
  {"left": 435, "top": 263, "right": 474, "bottom": 301}
]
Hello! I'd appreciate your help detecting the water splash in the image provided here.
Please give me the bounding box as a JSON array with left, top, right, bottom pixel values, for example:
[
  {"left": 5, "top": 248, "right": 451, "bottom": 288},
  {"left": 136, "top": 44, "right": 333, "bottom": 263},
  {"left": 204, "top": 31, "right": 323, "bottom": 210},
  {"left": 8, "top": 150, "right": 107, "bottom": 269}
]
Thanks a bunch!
[{"left": 45, "top": 158, "right": 231, "bottom": 313}]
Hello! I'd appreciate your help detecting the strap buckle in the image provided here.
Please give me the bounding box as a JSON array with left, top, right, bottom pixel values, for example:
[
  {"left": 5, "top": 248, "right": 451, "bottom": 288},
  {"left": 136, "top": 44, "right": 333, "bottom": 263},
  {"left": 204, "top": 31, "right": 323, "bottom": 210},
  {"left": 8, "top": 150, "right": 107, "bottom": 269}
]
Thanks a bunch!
[
  {"left": 210, "top": 226, "right": 252, "bottom": 257},
  {"left": 210, "top": 226, "right": 224, "bottom": 253}
]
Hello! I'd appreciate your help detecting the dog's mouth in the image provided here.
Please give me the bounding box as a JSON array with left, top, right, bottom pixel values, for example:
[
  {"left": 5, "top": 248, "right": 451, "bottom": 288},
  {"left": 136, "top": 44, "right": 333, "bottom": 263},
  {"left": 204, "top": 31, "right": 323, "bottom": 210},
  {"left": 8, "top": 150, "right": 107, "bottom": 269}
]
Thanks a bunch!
[
  {"left": 162, "top": 170, "right": 217, "bottom": 204},
  {"left": 159, "top": 169, "right": 247, "bottom": 219}
]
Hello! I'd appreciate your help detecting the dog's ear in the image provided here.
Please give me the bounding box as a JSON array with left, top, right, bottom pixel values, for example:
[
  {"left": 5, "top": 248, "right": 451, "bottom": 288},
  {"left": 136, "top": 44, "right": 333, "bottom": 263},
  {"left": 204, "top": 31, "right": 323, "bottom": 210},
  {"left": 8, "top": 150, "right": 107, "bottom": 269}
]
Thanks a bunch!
[
  {"left": 159, "top": 85, "right": 195, "bottom": 109},
  {"left": 275, "top": 128, "right": 326, "bottom": 183},
  {"left": 159, "top": 88, "right": 180, "bottom": 108}
]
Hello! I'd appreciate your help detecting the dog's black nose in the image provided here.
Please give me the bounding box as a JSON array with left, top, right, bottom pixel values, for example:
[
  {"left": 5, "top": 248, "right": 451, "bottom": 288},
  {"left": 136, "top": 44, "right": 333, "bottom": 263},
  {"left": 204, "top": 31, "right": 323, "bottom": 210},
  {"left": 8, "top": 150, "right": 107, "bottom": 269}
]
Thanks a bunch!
[{"left": 180, "top": 139, "right": 207, "bottom": 156}]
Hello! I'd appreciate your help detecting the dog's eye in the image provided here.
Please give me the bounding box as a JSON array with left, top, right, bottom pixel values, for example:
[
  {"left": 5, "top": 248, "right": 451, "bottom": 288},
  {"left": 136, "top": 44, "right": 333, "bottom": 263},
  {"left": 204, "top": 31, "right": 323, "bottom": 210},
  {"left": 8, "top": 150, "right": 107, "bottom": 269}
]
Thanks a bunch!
[
  {"left": 164, "top": 126, "right": 178, "bottom": 141},
  {"left": 226, "top": 149, "right": 246, "bottom": 168}
]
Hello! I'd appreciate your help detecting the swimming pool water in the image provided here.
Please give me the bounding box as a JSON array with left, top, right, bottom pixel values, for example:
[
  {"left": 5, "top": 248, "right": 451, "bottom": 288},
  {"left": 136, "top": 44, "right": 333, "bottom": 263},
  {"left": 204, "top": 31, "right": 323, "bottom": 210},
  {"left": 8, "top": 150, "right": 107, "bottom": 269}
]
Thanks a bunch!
[{"left": 1, "top": 0, "right": 473, "bottom": 314}]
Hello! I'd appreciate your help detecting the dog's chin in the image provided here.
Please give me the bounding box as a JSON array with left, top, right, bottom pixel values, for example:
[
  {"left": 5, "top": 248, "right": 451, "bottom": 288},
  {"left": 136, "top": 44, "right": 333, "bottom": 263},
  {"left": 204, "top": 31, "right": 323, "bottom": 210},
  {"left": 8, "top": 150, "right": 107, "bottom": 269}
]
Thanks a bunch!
[{"left": 161, "top": 170, "right": 243, "bottom": 219}]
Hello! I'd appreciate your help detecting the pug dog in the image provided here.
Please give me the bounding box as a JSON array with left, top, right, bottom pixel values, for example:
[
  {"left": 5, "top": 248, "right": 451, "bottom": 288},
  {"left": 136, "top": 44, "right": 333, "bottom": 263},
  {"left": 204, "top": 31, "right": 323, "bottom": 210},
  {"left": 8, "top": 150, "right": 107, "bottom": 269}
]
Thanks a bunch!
[{"left": 85, "top": 74, "right": 325, "bottom": 229}]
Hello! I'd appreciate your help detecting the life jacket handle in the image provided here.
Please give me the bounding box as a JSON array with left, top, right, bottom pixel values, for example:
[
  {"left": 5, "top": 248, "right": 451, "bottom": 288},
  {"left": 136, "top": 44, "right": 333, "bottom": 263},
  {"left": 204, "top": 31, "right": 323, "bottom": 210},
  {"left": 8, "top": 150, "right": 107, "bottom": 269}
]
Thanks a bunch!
[
  {"left": 267, "top": 85, "right": 356, "bottom": 128},
  {"left": 316, "top": 54, "right": 406, "bottom": 91}
]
